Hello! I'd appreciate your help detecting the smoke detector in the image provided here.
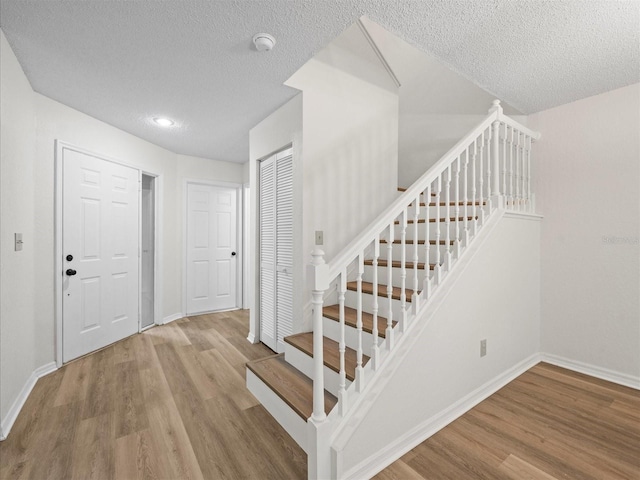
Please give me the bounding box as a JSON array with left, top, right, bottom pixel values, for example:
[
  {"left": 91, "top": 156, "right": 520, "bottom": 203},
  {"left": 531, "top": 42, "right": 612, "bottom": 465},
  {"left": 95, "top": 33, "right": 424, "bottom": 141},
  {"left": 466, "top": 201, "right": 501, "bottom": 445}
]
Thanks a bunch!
[{"left": 253, "top": 33, "right": 276, "bottom": 52}]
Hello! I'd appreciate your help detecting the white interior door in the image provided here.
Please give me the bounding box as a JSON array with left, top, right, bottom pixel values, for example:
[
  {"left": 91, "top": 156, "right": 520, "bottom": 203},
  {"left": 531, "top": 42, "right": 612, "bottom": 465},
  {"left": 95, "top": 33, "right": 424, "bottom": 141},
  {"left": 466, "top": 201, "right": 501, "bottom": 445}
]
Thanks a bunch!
[
  {"left": 62, "top": 149, "right": 139, "bottom": 363},
  {"left": 259, "top": 148, "right": 293, "bottom": 352},
  {"left": 186, "top": 183, "right": 237, "bottom": 314}
]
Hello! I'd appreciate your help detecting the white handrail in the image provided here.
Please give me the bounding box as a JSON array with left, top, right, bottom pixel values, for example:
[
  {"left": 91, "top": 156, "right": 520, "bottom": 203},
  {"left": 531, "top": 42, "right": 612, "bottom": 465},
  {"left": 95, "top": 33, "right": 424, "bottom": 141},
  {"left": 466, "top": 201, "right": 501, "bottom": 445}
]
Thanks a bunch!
[{"left": 326, "top": 108, "right": 539, "bottom": 279}]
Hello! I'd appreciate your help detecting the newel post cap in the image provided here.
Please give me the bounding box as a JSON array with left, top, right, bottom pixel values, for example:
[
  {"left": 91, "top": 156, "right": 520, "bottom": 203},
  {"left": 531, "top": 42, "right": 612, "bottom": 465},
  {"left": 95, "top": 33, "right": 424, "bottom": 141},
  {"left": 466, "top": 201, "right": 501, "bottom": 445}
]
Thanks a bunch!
[
  {"left": 489, "top": 99, "right": 503, "bottom": 115},
  {"left": 308, "top": 248, "right": 329, "bottom": 291}
]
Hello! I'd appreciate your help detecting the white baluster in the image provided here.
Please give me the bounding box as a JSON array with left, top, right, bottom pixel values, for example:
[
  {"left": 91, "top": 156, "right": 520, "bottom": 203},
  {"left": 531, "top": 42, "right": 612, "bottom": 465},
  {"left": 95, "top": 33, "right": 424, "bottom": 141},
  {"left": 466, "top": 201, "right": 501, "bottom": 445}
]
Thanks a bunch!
[
  {"left": 490, "top": 100, "right": 502, "bottom": 199},
  {"left": 502, "top": 123, "right": 507, "bottom": 198},
  {"left": 444, "top": 166, "right": 452, "bottom": 270},
  {"left": 471, "top": 139, "right": 478, "bottom": 236},
  {"left": 509, "top": 126, "right": 514, "bottom": 209},
  {"left": 386, "top": 222, "right": 394, "bottom": 349},
  {"left": 423, "top": 185, "right": 431, "bottom": 298},
  {"left": 463, "top": 148, "right": 469, "bottom": 245},
  {"left": 454, "top": 156, "right": 461, "bottom": 258},
  {"left": 337, "top": 270, "right": 347, "bottom": 414},
  {"left": 434, "top": 177, "right": 442, "bottom": 284},
  {"left": 486, "top": 124, "right": 492, "bottom": 200},
  {"left": 399, "top": 208, "right": 407, "bottom": 333},
  {"left": 526, "top": 135, "right": 532, "bottom": 213},
  {"left": 478, "top": 131, "right": 485, "bottom": 224},
  {"left": 520, "top": 133, "right": 526, "bottom": 212},
  {"left": 515, "top": 131, "right": 521, "bottom": 210},
  {"left": 412, "top": 197, "right": 420, "bottom": 310},
  {"left": 309, "top": 248, "right": 328, "bottom": 423},
  {"left": 356, "top": 254, "right": 364, "bottom": 391},
  {"left": 371, "top": 238, "right": 380, "bottom": 369}
]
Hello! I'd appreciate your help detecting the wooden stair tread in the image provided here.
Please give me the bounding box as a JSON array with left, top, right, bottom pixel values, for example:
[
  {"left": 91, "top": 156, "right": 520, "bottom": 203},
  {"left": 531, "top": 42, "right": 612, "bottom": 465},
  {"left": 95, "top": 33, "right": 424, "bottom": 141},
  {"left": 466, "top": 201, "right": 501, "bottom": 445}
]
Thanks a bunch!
[
  {"left": 380, "top": 239, "right": 455, "bottom": 245},
  {"left": 421, "top": 201, "right": 486, "bottom": 207},
  {"left": 284, "top": 333, "right": 369, "bottom": 381},
  {"left": 397, "top": 187, "right": 436, "bottom": 197},
  {"left": 323, "top": 304, "right": 396, "bottom": 338},
  {"left": 365, "top": 259, "right": 436, "bottom": 270},
  {"left": 395, "top": 216, "right": 477, "bottom": 225},
  {"left": 246, "top": 354, "right": 337, "bottom": 420},
  {"left": 347, "top": 281, "right": 419, "bottom": 302}
]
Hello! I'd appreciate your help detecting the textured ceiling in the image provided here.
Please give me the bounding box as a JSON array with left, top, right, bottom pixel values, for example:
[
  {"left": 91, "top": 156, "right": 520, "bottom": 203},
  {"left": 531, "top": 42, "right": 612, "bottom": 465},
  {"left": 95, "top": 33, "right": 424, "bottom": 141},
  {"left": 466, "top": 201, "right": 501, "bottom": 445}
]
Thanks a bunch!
[{"left": 1, "top": 1, "right": 638, "bottom": 163}]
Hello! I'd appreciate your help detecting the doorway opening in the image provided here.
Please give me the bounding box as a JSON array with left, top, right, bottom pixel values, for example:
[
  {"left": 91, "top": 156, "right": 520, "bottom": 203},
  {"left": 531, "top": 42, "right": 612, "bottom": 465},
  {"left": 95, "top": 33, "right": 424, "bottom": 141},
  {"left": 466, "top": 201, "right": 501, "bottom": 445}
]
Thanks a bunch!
[{"left": 141, "top": 174, "right": 156, "bottom": 330}]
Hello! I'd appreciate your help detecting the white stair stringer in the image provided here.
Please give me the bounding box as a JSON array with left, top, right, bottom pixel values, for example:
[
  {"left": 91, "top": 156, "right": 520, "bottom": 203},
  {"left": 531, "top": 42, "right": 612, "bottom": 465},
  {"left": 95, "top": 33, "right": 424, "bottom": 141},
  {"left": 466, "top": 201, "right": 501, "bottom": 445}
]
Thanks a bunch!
[
  {"left": 330, "top": 207, "right": 505, "bottom": 477},
  {"left": 328, "top": 208, "right": 547, "bottom": 480}
]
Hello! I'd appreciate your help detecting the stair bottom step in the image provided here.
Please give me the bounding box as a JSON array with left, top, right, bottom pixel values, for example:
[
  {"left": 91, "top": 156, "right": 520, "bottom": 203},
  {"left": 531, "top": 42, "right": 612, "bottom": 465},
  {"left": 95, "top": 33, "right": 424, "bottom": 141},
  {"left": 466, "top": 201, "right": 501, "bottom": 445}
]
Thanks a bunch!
[{"left": 246, "top": 354, "right": 337, "bottom": 420}]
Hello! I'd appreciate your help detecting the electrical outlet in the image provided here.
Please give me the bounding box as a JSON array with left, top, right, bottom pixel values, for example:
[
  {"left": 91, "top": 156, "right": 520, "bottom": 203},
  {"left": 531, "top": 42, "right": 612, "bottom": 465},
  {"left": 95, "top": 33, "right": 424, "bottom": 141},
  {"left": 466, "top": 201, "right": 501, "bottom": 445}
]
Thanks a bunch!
[
  {"left": 15, "top": 233, "right": 23, "bottom": 251},
  {"left": 315, "top": 230, "right": 324, "bottom": 246},
  {"left": 480, "top": 339, "right": 487, "bottom": 357}
]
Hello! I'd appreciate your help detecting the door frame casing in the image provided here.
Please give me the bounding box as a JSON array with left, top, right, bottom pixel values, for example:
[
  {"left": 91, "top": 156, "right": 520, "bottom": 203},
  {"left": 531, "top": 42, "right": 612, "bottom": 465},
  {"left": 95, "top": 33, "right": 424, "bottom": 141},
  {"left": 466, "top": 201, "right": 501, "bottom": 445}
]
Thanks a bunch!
[
  {"left": 54, "top": 140, "right": 162, "bottom": 367},
  {"left": 182, "top": 179, "right": 243, "bottom": 316}
]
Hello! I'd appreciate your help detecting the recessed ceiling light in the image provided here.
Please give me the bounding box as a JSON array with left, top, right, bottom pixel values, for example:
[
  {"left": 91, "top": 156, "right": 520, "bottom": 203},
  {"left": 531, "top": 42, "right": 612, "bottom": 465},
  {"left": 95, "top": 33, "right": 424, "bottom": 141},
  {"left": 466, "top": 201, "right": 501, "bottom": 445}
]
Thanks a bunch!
[{"left": 153, "top": 117, "right": 174, "bottom": 127}]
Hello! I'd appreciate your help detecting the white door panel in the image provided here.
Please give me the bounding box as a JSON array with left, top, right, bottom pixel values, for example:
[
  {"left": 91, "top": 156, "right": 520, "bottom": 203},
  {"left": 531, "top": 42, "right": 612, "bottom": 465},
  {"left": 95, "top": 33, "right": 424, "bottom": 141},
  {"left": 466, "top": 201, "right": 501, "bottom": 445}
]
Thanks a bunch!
[
  {"left": 186, "top": 184, "right": 237, "bottom": 314},
  {"left": 259, "top": 148, "right": 293, "bottom": 352},
  {"left": 62, "top": 149, "right": 139, "bottom": 362}
]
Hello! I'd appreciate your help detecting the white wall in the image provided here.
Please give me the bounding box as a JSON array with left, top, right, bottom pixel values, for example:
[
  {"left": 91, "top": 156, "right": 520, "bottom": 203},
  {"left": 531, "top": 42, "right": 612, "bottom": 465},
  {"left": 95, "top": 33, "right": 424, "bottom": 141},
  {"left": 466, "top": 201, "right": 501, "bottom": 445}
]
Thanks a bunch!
[
  {"left": 336, "top": 214, "right": 541, "bottom": 476},
  {"left": 285, "top": 23, "right": 399, "bottom": 331},
  {"left": 0, "top": 30, "right": 245, "bottom": 435},
  {"left": 361, "top": 17, "right": 523, "bottom": 187},
  {"left": 529, "top": 83, "right": 640, "bottom": 382},
  {"left": 0, "top": 29, "right": 38, "bottom": 432},
  {"left": 248, "top": 94, "right": 303, "bottom": 342}
]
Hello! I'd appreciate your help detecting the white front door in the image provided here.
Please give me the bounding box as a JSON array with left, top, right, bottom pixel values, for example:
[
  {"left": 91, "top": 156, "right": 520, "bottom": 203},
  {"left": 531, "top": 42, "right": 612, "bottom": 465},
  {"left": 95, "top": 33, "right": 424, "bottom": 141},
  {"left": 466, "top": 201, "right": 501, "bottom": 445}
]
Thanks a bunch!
[
  {"left": 62, "top": 149, "right": 140, "bottom": 363},
  {"left": 186, "top": 183, "right": 237, "bottom": 314}
]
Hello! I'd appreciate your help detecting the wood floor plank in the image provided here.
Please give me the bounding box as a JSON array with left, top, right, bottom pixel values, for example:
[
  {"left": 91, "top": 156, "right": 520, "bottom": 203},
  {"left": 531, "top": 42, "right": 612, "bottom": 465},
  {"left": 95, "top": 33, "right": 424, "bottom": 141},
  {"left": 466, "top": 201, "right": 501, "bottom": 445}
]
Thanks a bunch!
[
  {"left": 114, "top": 361, "right": 149, "bottom": 439},
  {"left": 81, "top": 346, "right": 115, "bottom": 420},
  {"left": 499, "top": 454, "right": 559, "bottom": 480},
  {"left": 114, "top": 430, "right": 160, "bottom": 480},
  {"left": 53, "top": 354, "right": 93, "bottom": 406},
  {"left": 145, "top": 399, "right": 204, "bottom": 480},
  {"left": 71, "top": 412, "right": 115, "bottom": 480}
]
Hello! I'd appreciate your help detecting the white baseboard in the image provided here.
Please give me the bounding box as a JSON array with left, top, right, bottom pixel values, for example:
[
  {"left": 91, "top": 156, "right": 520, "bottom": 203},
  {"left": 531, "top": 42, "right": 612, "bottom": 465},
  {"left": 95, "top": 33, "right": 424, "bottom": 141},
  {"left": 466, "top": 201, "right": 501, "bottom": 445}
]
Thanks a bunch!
[
  {"left": 342, "top": 353, "right": 541, "bottom": 480},
  {"left": 541, "top": 353, "right": 640, "bottom": 390},
  {"left": 162, "top": 313, "right": 184, "bottom": 325},
  {"left": 0, "top": 361, "right": 57, "bottom": 441}
]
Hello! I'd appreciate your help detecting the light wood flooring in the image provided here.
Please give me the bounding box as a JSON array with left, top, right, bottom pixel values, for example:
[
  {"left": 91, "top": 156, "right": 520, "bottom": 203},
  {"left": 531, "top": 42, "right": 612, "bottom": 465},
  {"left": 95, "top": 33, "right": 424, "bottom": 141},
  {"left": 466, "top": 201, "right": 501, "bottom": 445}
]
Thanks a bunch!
[
  {"left": 1, "top": 311, "right": 638, "bottom": 480},
  {"left": 375, "top": 363, "right": 640, "bottom": 480},
  {"left": 0, "top": 311, "right": 307, "bottom": 480}
]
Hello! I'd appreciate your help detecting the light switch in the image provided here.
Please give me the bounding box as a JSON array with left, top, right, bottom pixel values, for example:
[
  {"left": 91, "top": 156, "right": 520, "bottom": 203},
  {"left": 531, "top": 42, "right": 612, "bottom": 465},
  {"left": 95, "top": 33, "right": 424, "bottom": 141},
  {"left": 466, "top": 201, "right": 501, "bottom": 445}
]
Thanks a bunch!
[
  {"left": 315, "top": 230, "right": 324, "bottom": 246},
  {"left": 15, "top": 233, "right": 23, "bottom": 251}
]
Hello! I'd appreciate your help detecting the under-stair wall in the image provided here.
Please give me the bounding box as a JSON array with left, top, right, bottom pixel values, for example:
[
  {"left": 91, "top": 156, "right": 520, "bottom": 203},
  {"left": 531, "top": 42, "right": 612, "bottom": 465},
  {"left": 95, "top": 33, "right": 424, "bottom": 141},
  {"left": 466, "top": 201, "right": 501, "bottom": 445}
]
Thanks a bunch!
[{"left": 333, "top": 211, "right": 541, "bottom": 479}]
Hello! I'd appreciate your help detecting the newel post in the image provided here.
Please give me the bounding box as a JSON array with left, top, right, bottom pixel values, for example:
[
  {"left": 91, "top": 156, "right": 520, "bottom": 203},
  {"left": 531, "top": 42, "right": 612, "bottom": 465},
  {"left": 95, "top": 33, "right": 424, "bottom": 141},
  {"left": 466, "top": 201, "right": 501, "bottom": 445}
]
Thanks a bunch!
[
  {"left": 489, "top": 99, "right": 503, "bottom": 198},
  {"left": 307, "top": 248, "right": 332, "bottom": 480},
  {"left": 308, "top": 248, "right": 329, "bottom": 423}
]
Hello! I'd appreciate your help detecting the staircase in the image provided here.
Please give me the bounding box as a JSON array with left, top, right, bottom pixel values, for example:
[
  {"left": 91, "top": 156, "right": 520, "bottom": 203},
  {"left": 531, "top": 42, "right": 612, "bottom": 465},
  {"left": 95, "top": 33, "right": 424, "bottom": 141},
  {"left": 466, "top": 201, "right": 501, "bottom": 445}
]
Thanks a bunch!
[{"left": 246, "top": 100, "right": 540, "bottom": 479}]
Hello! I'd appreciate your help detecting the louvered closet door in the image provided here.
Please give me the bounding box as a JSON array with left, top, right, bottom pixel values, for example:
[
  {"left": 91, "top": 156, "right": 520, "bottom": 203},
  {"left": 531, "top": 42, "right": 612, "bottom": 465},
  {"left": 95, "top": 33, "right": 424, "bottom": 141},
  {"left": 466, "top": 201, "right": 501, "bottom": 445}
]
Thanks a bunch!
[{"left": 259, "top": 148, "right": 293, "bottom": 352}]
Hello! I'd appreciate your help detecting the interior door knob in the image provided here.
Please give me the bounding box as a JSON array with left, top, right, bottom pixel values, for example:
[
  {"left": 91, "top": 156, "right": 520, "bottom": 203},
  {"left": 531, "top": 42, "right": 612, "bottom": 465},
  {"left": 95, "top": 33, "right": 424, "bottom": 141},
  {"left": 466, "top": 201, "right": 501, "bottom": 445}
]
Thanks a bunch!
[
  {"left": 66, "top": 269, "right": 77, "bottom": 276},
  {"left": 231, "top": 251, "right": 237, "bottom": 256}
]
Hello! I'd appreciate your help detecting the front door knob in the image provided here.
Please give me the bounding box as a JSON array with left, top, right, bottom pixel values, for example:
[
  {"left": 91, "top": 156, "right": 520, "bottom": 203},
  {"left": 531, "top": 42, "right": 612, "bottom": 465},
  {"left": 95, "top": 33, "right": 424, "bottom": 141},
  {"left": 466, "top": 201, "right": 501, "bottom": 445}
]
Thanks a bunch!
[
  {"left": 231, "top": 251, "right": 237, "bottom": 256},
  {"left": 66, "top": 269, "right": 77, "bottom": 276}
]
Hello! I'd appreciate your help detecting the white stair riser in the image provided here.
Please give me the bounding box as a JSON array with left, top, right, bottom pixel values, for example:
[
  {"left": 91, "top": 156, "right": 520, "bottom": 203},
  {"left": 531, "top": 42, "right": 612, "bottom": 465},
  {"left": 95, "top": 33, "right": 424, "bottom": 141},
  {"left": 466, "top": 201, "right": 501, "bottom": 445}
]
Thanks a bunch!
[
  {"left": 246, "top": 370, "right": 308, "bottom": 453},
  {"left": 406, "top": 204, "right": 483, "bottom": 220},
  {"left": 362, "top": 264, "right": 435, "bottom": 289},
  {"left": 322, "top": 316, "right": 381, "bottom": 354},
  {"left": 284, "top": 342, "right": 351, "bottom": 397},
  {"left": 396, "top": 221, "right": 473, "bottom": 242},
  {"left": 345, "top": 289, "right": 407, "bottom": 320},
  {"left": 386, "top": 243, "right": 452, "bottom": 264}
]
